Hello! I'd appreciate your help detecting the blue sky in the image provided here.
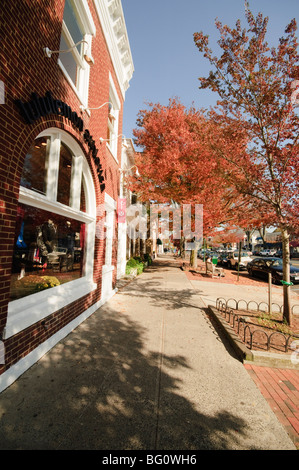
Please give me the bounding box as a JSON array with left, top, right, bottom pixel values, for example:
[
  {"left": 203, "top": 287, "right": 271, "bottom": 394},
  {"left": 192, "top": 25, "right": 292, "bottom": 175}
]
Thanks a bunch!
[{"left": 121, "top": 0, "right": 298, "bottom": 142}]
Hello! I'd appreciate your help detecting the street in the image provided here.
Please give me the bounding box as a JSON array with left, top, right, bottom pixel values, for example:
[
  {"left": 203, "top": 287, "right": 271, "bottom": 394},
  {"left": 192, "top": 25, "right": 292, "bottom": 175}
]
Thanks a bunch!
[
  {"left": 291, "top": 259, "right": 299, "bottom": 294},
  {"left": 218, "top": 255, "right": 299, "bottom": 295},
  {"left": 249, "top": 255, "right": 299, "bottom": 294}
]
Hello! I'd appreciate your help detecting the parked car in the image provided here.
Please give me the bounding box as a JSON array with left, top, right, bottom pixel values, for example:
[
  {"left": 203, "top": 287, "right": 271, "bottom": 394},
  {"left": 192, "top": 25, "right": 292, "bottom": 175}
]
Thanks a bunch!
[
  {"left": 252, "top": 250, "right": 261, "bottom": 256},
  {"left": 198, "top": 250, "right": 211, "bottom": 259},
  {"left": 218, "top": 252, "right": 230, "bottom": 267},
  {"left": 259, "top": 249, "right": 276, "bottom": 256},
  {"left": 275, "top": 250, "right": 283, "bottom": 258},
  {"left": 247, "top": 257, "right": 299, "bottom": 284},
  {"left": 198, "top": 250, "right": 219, "bottom": 261},
  {"left": 227, "top": 251, "right": 252, "bottom": 270}
]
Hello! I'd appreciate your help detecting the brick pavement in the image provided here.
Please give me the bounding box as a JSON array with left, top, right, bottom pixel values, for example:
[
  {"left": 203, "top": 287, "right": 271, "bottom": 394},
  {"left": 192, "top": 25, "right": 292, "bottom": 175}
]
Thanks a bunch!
[{"left": 244, "top": 364, "right": 299, "bottom": 448}]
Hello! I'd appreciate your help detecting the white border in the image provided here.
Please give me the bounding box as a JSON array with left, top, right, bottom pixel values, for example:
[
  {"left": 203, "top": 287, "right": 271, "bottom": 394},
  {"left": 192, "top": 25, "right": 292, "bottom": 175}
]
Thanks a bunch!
[{"left": 106, "top": 73, "right": 121, "bottom": 162}]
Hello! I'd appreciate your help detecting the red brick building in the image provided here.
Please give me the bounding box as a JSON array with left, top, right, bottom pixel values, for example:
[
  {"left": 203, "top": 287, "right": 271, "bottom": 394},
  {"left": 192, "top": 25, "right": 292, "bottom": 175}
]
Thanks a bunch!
[{"left": 0, "top": 0, "right": 134, "bottom": 391}]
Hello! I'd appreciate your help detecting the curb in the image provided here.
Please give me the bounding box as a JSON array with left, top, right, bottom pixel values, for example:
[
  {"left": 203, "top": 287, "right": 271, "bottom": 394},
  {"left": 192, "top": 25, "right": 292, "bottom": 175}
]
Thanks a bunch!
[{"left": 207, "top": 305, "right": 298, "bottom": 370}]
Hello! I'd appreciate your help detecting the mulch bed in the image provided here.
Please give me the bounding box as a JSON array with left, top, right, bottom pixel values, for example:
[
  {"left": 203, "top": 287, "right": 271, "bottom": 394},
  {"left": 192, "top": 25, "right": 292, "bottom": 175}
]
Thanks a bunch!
[
  {"left": 183, "top": 259, "right": 283, "bottom": 287},
  {"left": 179, "top": 258, "right": 299, "bottom": 354},
  {"left": 214, "top": 308, "right": 299, "bottom": 355}
]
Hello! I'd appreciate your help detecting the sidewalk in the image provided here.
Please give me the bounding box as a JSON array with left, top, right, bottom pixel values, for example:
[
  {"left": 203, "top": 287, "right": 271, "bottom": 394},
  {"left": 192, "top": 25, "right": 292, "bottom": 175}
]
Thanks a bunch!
[
  {"left": 184, "top": 258, "right": 299, "bottom": 311},
  {"left": 182, "top": 258, "right": 299, "bottom": 448},
  {"left": 0, "top": 255, "right": 297, "bottom": 450}
]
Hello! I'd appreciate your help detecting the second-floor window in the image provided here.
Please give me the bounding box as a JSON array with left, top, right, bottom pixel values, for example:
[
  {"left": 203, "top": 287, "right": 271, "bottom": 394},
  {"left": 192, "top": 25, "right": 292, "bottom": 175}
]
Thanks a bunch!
[
  {"left": 106, "top": 76, "right": 121, "bottom": 160},
  {"left": 58, "top": 0, "right": 95, "bottom": 107}
]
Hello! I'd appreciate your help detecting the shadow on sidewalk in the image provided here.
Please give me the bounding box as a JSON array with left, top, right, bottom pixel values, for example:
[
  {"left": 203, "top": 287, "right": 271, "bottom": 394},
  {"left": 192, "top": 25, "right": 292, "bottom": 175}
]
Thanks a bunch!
[
  {"left": 118, "top": 256, "right": 206, "bottom": 311},
  {"left": 0, "top": 298, "right": 251, "bottom": 450}
]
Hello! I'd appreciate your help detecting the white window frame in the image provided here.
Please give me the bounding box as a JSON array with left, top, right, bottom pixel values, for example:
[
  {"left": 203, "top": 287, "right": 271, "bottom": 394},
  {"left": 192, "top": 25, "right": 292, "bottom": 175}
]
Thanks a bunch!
[
  {"left": 106, "top": 74, "right": 121, "bottom": 161},
  {"left": 57, "top": 0, "right": 95, "bottom": 108},
  {"left": 3, "top": 129, "right": 97, "bottom": 340}
]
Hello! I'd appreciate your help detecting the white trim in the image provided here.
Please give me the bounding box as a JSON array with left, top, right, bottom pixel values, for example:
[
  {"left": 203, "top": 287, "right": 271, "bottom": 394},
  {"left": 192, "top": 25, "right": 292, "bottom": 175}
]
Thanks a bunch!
[
  {"left": 101, "top": 193, "right": 116, "bottom": 301},
  {"left": 109, "top": 72, "right": 121, "bottom": 110},
  {"left": 58, "top": 0, "right": 95, "bottom": 108},
  {"left": 3, "top": 278, "right": 97, "bottom": 339},
  {"left": 104, "top": 209, "right": 114, "bottom": 266},
  {"left": 0, "top": 288, "right": 117, "bottom": 394},
  {"left": 106, "top": 73, "right": 120, "bottom": 161},
  {"left": 105, "top": 192, "right": 117, "bottom": 210},
  {"left": 102, "top": 265, "right": 115, "bottom": 274},
  {"left": 72, "top": 0, "right": 96, "bottom": 36},
  {"left": 46, "top": 133, "right": 60, "bottom": 201},
  {"left": 19, "top": 187, "right": 94, "bottom": 224},
  {"left": 70, "top": 154, "right": 83, "bottom": 210}
]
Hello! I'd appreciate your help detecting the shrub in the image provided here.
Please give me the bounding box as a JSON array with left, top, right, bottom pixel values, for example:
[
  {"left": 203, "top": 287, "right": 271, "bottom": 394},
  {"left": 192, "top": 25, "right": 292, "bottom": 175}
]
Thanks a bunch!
[
  {"left": 35, "top": 276, "right": 61, "bottom": 292},
  {"left": 14, "top": 274, "right": 60, "bottom": 297},
  {"left": 143, "top": 253, "right": 153, "bottom": 265},
  {"left": 126, "top": 257, "right": 146, "bottom": 275}
]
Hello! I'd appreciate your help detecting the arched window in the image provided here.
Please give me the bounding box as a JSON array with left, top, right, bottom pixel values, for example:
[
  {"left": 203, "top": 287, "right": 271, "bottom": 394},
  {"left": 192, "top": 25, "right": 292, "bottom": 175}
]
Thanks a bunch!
[{"left": 4, "top": 129, "right": 97, "bottom": 339}]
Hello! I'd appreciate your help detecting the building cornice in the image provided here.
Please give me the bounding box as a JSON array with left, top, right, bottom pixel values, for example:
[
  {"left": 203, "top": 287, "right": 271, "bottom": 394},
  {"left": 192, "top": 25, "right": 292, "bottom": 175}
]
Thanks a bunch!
[{"left": 93, "top": 0, "right": 134, "bottom": 98}]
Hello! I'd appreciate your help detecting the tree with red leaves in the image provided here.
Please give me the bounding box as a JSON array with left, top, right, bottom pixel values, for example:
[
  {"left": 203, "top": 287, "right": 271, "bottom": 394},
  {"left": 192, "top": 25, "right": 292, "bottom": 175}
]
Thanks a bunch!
[
  {"left": 194, "top": 7, "right": 299, "bottom": 324},
  {"left": 130, "top": 99, "right": 240, "bottom": 267}
]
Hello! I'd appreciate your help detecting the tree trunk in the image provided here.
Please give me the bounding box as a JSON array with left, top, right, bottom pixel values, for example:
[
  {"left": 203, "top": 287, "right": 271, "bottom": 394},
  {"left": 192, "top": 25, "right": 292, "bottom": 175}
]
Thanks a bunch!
[
  {"left": 190, "top": 241, "right": 200, "bottom": 268},
  {"left": 179, "top": 236, "right": 185, "bottom": 258},
  {"left": 258, "top": 226, "right": 266, "bottom": 247},
  {"left": 281, "top": 227, "right": 292, "bottom": 326}
]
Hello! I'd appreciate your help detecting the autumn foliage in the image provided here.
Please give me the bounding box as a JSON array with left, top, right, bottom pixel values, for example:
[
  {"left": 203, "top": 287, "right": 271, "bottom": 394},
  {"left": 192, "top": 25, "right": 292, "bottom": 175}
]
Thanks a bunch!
[
  {"left": 193, "top": 7, "right": 299, "bottom": 323},
  {"left": 193, "top": 10, "right": 299, "bottom": 231},
  {"left": 129, "top": 7, "right": 298, "bottom": 324},
  {"left": 130, "top": 99, "right": 240, "bottom": 236}
]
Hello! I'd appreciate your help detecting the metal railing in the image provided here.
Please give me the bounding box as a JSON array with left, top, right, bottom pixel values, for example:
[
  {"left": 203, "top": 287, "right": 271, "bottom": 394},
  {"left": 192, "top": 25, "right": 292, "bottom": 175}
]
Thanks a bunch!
[
  {"left": 215, "top": 298, "right": 298, "bottom": 352},
  {"left": 216, "top": 297, "right": 299, "bottom": 315}
]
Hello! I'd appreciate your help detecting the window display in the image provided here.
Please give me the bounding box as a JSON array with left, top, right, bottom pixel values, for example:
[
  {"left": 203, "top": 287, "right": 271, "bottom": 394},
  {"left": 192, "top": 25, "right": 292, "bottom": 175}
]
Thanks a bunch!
[
  {"left": 10, "top": 203, "right": 85, "bottom": 301},
  {"left": 5, "top": 128, "right": 96, "bottom": 339},
  {"left": 9, "top": 129, "right": 95, "bottom": 307}
]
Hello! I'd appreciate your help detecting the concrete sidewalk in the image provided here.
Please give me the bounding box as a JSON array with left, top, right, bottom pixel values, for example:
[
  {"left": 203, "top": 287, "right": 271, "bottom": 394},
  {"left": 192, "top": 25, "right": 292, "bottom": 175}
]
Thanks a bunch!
[
  {"left": 188, "top": 277, "right": 299, "bottom": 313},
  {"left": 0, "top": 256, "right": 296, "bottom": 450}
]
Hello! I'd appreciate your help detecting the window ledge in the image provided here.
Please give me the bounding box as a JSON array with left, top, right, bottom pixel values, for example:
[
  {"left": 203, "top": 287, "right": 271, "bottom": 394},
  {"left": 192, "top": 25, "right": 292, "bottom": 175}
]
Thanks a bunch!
[{"left": 3, "top": 277, "right": 97, "bottom": 339}]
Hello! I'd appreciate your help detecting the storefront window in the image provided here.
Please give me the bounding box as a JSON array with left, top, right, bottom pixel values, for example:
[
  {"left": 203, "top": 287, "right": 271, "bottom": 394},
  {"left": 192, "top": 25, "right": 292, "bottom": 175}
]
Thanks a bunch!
[
  {"left": 80, "top": 179, "right": 86, "bottom": 212},
  {"left": 10, "top": 204, "right": 85, "bottom": 301},
  {"left": 57, "top": 142, "right": 73, "bottom": 206},
  {"left": 8, "top": 128, "right": 96, "bottom": 308},
  {"left": 20, "top": 137, "right": 49, "bottom": 195}
]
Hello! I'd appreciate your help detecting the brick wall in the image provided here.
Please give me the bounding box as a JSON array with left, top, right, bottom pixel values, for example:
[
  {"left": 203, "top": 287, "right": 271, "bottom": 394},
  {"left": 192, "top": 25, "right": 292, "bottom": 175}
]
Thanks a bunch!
[{"left": 0, "top": 0, "right": 124, "bottom": 376}]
